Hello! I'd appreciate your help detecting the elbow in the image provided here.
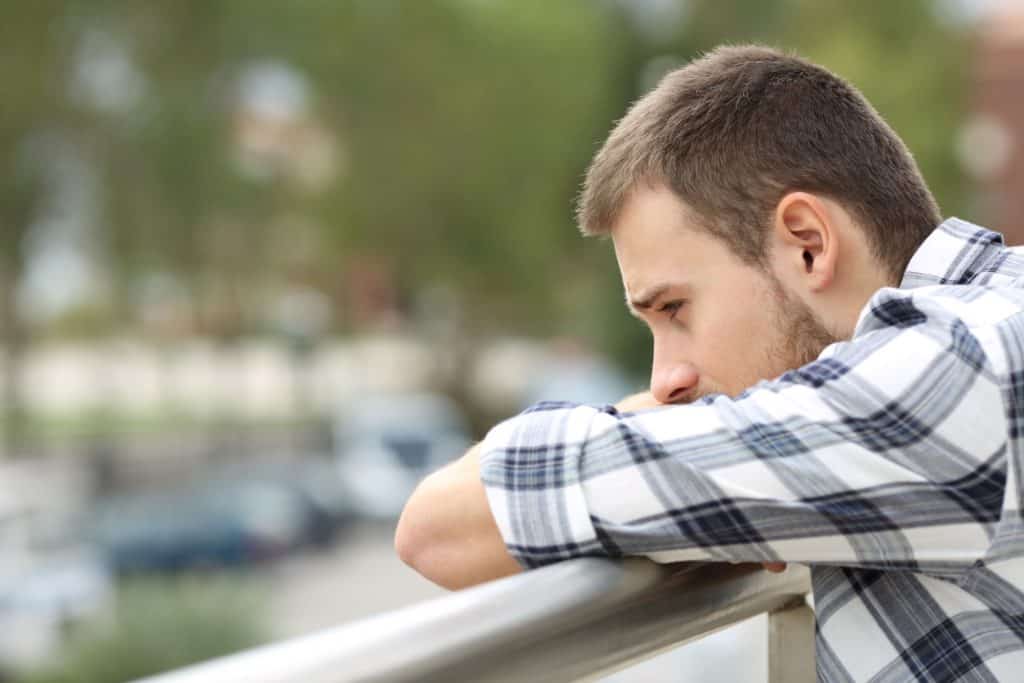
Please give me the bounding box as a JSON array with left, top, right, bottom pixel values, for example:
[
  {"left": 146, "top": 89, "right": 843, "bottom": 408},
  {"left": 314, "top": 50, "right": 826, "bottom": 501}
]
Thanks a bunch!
[
  {"left": 394, "top": 478, "right": 431, "bottom": 572},
  {"left": 394, "top": 473, "right": 456, "bottom": 588},
  {"left": 393, "top": 515, "right": 416, "bottom": 570},
  {"left": 395, "top": 448, "right": 519, "bottom": 590}
]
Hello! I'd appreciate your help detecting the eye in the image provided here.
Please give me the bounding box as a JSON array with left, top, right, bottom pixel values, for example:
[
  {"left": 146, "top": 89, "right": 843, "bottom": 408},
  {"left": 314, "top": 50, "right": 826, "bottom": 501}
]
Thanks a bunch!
[{"left": 658, "top": 300, "right": 686, "bottom": 320}]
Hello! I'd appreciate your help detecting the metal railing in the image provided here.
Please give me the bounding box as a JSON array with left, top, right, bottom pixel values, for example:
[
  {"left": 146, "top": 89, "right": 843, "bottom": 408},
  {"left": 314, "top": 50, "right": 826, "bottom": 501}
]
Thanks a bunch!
[{"left": 135, "top": 559, "right": 813, "bottom": 683}]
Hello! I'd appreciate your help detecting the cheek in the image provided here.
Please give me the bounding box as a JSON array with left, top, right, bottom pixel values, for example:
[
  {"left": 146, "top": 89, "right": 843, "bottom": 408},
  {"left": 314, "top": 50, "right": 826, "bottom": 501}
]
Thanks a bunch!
[
  {"left": 694, "top": 299, "right": 776, "bottom": 377},
  {"left": 684, "top": 314, "right": 730, "bottom": 380}
]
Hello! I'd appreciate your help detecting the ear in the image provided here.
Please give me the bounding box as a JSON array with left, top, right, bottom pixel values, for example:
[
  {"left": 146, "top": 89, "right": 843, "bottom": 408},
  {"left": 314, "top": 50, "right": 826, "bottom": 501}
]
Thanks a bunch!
[{"left": 771, "top": 192, "right": 837, "bottom": 293}]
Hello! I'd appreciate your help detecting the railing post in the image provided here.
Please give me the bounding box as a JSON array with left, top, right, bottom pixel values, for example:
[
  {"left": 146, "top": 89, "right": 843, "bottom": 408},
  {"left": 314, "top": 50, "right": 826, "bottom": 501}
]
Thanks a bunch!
[{"left": 768, "top": 600, "right": 815, "bottom": 683}]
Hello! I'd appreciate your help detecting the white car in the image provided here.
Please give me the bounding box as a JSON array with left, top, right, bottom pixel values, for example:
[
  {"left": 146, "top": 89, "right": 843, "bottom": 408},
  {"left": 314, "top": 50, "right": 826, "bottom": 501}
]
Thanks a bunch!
[
  {"left": 0, "top": 511, "right": 113, "bottom": 672},
  {"left": 333, "top": 393, "right": 471, "bottom": 520}
]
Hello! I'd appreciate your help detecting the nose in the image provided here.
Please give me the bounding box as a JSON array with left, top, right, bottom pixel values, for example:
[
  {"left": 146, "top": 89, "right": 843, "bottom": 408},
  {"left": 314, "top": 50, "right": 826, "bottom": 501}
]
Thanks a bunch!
[{"left": 650, "top": 359, "right": 700, "bottom": 404}]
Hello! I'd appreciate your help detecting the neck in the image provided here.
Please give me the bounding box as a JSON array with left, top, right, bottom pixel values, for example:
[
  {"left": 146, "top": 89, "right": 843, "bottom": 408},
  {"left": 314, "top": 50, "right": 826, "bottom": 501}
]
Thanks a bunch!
[{"left": 831, "top": 268, "right": 893, "bottom": 339}]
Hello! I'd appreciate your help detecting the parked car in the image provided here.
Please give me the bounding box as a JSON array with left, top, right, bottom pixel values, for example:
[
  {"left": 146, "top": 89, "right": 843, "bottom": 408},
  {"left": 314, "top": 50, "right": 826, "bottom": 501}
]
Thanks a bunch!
[
  {"left": 333, "top": 392, "right": 471, "bottom": 519},
  {"left": 524, "top": 343, "right": 633, "bottom": 408},
  {"left": 212, "top": 457, "right": 355, "bottom": 548},
  {"left": 91, "top": 472, "right": 338, "bottom": 575}
]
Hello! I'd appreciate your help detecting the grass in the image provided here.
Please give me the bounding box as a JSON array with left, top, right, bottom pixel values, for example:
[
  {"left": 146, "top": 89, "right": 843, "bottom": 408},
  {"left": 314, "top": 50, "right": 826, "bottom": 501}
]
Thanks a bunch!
[{"left": 14, "top": 574, "right": 270, "bottom": 683}]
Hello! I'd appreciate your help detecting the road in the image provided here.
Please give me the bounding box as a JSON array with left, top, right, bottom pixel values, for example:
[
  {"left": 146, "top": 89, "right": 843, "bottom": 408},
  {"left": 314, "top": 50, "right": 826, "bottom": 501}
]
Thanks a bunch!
[{"left": 265, "top": 521, "right": 445, "bottom": 638}]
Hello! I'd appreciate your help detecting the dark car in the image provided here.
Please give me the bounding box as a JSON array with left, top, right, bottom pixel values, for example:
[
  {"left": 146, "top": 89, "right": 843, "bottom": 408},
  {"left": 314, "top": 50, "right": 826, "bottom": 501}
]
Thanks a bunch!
[{"left": 91, "top": 472, "right": 340, "bottom": 575}]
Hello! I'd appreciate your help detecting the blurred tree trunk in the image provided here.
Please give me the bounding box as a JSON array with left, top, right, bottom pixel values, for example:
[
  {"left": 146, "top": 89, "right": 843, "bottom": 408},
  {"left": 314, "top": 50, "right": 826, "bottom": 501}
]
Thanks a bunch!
[
  {"left": 0, "top": 250, "right": 27, "bottom": 457},
  {"left": 0, "top": 166, "right": 40, "bottom": 457},
  {"left": 1, "top": 1, "right": 67, "bottom": 457}
]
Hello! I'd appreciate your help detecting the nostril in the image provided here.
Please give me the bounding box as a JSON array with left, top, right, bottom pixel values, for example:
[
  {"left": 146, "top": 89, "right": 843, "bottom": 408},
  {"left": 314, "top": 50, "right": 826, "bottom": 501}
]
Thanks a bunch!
[{"left": 653, "top": 363, "right": 699, "bottom": 404}]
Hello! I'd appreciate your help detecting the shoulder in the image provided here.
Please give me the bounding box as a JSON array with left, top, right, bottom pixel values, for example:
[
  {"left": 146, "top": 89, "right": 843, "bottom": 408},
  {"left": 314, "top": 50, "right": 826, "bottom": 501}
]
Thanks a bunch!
[
  {"left": 860, "top": 285, "right": 1021, "bottom": 332},
  {"left": 802, "top": 283, "right": 1024, "bottom": 391}
]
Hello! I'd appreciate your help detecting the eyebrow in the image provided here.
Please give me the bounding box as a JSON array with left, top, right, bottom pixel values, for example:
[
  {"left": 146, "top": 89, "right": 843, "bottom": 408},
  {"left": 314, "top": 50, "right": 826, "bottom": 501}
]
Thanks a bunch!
[{"left": 626, "top": 282, "right": 685, "bottom": 317}]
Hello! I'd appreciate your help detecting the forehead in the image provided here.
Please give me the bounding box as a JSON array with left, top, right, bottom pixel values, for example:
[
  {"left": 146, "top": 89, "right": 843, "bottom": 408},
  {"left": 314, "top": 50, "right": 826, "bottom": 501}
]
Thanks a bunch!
[{"left": 611, "top": 186, "right": 719, "bottom": 291}]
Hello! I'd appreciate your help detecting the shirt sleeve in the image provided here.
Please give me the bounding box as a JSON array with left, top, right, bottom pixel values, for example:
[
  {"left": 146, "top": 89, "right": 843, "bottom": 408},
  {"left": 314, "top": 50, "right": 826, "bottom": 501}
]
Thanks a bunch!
[{"left": 479, "top": 288, "right": 1008, "bottom": 573}]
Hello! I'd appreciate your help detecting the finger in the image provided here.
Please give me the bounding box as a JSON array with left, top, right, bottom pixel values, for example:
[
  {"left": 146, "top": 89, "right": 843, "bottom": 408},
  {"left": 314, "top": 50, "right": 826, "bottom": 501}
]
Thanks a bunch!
[{"left": 762, "top": 562, "right": 787, "bottom": 573}]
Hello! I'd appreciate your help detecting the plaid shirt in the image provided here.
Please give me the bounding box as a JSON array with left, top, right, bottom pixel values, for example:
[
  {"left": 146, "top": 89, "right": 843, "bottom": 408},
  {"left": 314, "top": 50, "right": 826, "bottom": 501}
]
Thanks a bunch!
[{"left": 480, "top": 218, "right": 1024, "bottom": 682}]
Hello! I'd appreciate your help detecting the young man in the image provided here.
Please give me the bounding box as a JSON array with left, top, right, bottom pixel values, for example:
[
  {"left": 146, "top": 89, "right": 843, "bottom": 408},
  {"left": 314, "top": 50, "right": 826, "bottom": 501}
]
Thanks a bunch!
[{"left": 396, "top": 45, "right": 1024, "bottom": 681}]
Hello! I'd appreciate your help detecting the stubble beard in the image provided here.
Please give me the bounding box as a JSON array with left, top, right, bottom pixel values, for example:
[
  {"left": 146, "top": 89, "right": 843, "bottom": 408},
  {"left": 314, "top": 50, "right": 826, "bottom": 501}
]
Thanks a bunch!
[
  {"left": 673, "top": 274, "right": 841, "bottom": 403},
  {"left": 765, "top": 274, "right": 840, "bottom": 376}
]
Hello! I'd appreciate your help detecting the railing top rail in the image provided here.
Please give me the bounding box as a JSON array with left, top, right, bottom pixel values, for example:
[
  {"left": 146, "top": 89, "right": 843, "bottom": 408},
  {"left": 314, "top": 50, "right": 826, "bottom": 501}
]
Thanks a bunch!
[{"left": 136, "top": 559, "right": 810, "bottom": 683}]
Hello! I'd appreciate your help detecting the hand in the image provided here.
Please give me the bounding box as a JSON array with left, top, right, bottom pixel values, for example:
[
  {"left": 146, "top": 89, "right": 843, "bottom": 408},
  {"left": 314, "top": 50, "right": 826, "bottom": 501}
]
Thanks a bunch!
[
  {"left": 614, "top": 391, "right": 664, "bottom": 412},
  {"left": 762, "top": 562, "right": 788, "bottom": 573}
]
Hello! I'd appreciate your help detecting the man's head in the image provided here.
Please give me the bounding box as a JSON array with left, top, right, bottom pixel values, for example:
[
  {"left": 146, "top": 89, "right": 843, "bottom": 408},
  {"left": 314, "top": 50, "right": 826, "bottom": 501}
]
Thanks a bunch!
[{"left": 577, "top": 45, "right": 941, "bottom": 402}]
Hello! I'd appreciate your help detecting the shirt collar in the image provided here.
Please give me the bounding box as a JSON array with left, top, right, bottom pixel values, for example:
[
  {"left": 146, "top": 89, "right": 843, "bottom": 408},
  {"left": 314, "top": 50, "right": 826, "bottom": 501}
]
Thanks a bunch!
[{"left": 899, "top": 217, "right": 1005, "bottom": 289}]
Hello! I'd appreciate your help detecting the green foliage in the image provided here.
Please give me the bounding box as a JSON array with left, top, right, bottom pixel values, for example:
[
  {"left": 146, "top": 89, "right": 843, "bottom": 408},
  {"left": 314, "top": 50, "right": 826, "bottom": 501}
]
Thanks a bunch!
[
  {"left": 0, "top": 0, "right": 971, "bottom": 377},
  {"left": 683, "top": 0, "right": 969, "bottom": 217},
  {"left": 16, "top": 577, "right": 266, "bottom": 683}
]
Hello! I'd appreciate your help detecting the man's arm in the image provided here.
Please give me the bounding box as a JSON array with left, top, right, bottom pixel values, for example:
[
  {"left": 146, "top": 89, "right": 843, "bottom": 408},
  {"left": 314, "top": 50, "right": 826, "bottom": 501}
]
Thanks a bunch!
[
  {"left": 395, "top": 392, "right": 665, "bottom": 588},
  {"left": 395, "top": 444, "right": 521, "bottom": 590},
  {"left": 474, "top": 290, "right": 1006, "bottom": 574},
  {"left": 397, "top": 391, "right": 784, "bottom": 587}
]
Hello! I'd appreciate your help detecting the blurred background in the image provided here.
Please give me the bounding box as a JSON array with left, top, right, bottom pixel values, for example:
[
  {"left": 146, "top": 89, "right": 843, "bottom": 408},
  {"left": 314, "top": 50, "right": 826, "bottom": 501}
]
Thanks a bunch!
[{"left": 1, "top": 0, "right": 1021, "bottom": 681}]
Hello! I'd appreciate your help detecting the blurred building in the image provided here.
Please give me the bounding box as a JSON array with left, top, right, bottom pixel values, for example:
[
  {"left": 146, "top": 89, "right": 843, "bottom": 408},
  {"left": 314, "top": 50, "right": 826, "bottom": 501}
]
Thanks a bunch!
[{"left": 971, "top": 7, "right": 1024, "bottom": 243}]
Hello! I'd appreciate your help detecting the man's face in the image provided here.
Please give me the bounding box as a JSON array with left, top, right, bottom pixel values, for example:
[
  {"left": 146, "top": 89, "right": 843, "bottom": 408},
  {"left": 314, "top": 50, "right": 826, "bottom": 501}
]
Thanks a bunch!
[{"left": 612, "top": 185, "right": 837, "bottom": 402}]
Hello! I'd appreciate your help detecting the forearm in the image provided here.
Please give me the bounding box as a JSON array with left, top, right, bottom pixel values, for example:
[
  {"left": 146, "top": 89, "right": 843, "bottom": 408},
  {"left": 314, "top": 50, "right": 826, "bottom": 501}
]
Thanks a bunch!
[
  {"left": 395, "top": 444, "right": 522, "bottom": 590},
  {"left": 480, "top": 369, "right": 1001, "bottom": 571}
]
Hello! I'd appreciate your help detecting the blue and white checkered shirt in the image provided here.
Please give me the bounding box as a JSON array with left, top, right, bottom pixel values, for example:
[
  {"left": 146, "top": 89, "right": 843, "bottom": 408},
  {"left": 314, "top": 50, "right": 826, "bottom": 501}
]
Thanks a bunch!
[{"left": 480, "top": 219, "right": 1024, "bottom": 682}]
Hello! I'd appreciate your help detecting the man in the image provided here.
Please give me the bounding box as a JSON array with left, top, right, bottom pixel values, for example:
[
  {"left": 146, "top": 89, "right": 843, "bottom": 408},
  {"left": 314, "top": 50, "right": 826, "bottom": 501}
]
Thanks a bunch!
[{"left": 396, "top": 45, "right": 1024, "bottom": 681}]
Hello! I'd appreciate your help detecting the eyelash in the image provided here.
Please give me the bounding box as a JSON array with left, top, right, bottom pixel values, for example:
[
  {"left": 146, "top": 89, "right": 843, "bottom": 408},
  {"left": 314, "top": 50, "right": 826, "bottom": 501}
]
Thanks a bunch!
[{"left": 659, "top": 300, "right": 685, "bottom": 319}]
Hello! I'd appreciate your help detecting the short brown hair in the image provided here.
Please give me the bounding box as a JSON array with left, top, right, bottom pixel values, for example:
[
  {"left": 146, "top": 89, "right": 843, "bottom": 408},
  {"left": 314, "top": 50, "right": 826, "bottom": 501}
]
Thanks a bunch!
[{"left": 577, "top": 45, "right": 941, "bottom": 281}]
